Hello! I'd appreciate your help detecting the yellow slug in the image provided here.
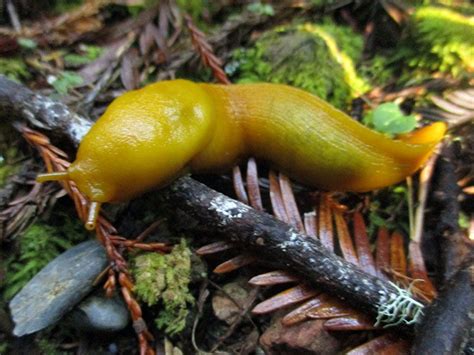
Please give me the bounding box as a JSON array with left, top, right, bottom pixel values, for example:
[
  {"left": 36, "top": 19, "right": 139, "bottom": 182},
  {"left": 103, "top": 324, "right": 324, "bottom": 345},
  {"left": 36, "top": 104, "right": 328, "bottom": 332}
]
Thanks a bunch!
[{"left": 37, "top": 79, "right": 446, "bottom": 229}]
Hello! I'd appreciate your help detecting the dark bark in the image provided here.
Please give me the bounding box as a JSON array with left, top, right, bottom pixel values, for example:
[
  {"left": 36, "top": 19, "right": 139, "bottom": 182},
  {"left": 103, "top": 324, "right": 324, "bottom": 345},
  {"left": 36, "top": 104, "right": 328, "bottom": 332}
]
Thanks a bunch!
[
  {"left": 430, "top": 143, "right": 472, "bottom": 283},
  {"left": 160, "top": 176, "right": 422, "bottom": 329},
  {"left": 0, "top": 75, "right": 423, "bottom": 332},
  {"left": 0, "top": 75, "right": 91, "bottom": 147},
  {"left": 412, "top": 260, "right": 474, "bottom": 355}
]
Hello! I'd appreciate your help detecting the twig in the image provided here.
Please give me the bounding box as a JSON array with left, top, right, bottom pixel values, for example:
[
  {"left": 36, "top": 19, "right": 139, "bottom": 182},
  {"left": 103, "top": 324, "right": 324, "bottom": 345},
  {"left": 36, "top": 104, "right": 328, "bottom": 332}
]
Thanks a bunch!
[
  {"left": 210, "top": 285, "right": 260, "bottom": 352},
  {"left": 412, "top": 149, "right": 440, "bottom": 243},
  {"left": 406, "top": 176, "right": 415, "bottom": 239},
  {"left": 6, "top": 0, "right": 21, "bottom": 32},
  {"left": 191, "top": 281, "right": 211, "bottom": 354},
  {"left": 184, "top": 14, "right": 231, "bottom": 85}
]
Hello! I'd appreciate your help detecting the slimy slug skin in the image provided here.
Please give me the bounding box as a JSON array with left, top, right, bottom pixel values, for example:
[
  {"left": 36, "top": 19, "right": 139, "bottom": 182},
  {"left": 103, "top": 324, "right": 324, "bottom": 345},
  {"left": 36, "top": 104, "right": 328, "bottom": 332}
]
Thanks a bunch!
[{"left": 37, "top": 79, "right": 446, "bottom": 229}]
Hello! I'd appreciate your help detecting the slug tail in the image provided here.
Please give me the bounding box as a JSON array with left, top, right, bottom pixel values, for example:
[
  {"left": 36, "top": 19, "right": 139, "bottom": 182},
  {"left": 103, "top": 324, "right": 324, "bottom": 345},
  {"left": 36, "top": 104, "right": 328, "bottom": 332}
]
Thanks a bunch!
[
  {"left": 398, "top": 121, "right": 447, "bottom": 172},
  {"left": 346, "top": 122, "right": 447, "bottom": 192},
  {"left": 36, "top": 171, "right": 70, "bottom": 183},
  {"left": 85, "top": 201, "right": 101, "bottom": 231},
  {"left": 397, "top": 121, "right": 447, "bottom": 145}
]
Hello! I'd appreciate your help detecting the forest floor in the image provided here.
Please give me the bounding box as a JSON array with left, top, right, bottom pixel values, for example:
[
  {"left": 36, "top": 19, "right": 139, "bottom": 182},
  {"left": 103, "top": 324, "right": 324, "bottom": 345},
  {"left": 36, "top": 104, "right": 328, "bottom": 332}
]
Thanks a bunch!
[{"left": 0, "top": 1, "right": 473, "bottom": 354}]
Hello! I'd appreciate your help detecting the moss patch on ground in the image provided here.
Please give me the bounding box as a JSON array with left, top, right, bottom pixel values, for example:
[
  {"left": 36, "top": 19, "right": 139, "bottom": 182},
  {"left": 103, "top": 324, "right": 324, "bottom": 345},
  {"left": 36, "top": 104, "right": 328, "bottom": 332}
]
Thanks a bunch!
[
  {"left": 399, "top": 6, "right": 473, "bottom": 78},
  {"left": 0, "top": 57, "right": 31, "bottom": 83},
  {"left": 228, "top": 20, "right": 369, "bottom": 108},
  {"left": 132, "top": 239, "right": 194, "bottom": 335}
]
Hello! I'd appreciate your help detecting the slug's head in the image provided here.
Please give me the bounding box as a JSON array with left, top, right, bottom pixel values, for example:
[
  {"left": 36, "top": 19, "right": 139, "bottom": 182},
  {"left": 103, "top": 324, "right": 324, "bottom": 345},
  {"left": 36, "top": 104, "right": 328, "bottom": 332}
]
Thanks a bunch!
[{"left": 36, "top": 79, "right": 215, "bottom": 230}]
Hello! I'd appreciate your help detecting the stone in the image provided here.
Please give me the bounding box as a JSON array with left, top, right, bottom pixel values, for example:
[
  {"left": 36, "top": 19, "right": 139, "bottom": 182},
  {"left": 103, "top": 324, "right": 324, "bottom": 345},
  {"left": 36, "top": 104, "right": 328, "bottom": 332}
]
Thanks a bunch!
[
  {"left": 69, "top": 293, "right": 129, "bottom": 333},
  {"left": 10, "top": 240, "right": 107, "bottom": 336},
  {"left": 212, "top": 278, "right": 250, "bottom": 325}
]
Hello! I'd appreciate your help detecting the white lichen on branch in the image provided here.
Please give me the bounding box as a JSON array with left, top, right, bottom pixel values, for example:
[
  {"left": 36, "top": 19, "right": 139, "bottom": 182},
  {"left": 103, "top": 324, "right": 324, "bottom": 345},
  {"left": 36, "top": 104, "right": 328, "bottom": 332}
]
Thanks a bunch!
[
  {"left": 209, "top": 195, "right": 249, "bottom": 225},
  {"left": 375, "top": 281, "right": 425, "bottom": 328}
]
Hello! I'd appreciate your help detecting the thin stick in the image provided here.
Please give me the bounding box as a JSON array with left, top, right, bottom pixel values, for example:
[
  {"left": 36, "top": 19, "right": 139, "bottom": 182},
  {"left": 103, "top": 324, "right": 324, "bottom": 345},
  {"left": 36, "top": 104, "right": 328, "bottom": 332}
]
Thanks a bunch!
[
  {"left": 412, "top": 151, "right": 439, "bottom": 243},
  {"left": 6, "top": 0, "right": 21, "bottom": 32},
  {"left": 406, "top": 176, "right": 415, "bottom": 240}
]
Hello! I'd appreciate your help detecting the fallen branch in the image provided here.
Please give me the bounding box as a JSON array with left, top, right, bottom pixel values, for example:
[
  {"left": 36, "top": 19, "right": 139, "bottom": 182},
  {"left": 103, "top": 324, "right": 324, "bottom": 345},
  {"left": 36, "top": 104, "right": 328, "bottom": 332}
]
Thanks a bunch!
[
  {"left": 0, "top": 76, "right": 91, "bottom": 147},
  {"left": 0, "top": 75, "right": 423, "bottom": 332},
  {"left": 160, "top": 177, "right": 424, "bottom": 331},
  {"left": 412, "top": 260, "right": 474, "bottom": 354},
  {"left": 430, "top": 142, "right": 472, "bottom": 282}
]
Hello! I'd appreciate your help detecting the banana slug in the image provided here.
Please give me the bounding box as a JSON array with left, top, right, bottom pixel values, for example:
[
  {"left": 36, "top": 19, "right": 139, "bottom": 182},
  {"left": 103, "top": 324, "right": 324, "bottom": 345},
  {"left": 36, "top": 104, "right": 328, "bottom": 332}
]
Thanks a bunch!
[{"left": 37, "top": 79, "right": 446, "bottom": 229}]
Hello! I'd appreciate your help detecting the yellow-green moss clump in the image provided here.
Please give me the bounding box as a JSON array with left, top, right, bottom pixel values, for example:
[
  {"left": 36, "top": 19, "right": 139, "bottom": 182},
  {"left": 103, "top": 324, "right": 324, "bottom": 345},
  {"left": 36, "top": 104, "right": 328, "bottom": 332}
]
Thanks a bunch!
[
  {"left": 132, "top": 239, "right": 194, "bottom": 335},
  {"left": 0, "top": 58, "right": 30, "bottom": 83},
  {"left": 403, "top": 6, "right": 473, "bottom": 77},
  {"left": 228, "top": 21, "right": 369, "bottom": 109}
]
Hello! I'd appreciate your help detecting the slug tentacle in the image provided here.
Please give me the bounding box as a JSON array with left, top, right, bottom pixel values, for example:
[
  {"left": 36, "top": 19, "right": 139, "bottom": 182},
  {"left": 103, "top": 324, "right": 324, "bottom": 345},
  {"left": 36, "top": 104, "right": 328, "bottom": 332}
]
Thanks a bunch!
[
  {"left": 36, "top": 171, "right": 70, "bottom": 182},
  {"left": 36, "top": 79, "right": 446, "bottom": 204},
  {"left": 85, "top": 201, "right": 101, "bottom": 231}
]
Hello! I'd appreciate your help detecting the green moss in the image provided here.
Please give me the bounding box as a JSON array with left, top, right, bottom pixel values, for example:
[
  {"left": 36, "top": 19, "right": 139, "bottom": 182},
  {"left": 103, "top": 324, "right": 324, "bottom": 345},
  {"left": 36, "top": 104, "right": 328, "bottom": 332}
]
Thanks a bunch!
[
  {"left": 2, "top": 218, "right": 87, "bottom": 301},
  {"left": 132, "top": 239, "right": 194, "bottom": 335},
  {"left": 0, "top": 152, "right": 19, "bottom": 189},
  {"left": 49, "top": 71, "right": 83, "bottom": 95},
  {"left": 0, "top": 57, "right": 31, "bottom": 82},
  {"left": 308, "top": 0, "right": 340, "bottom": 7},
  {"left": 53, "top": 0, "right": 84, "bottom": 13},
  {"left": 359, "top": 54, "right": 394, "bottom": 87},
  {"left": 317, "top": 20, "right": 364, "bottom": 62},
  {"left": 176, "top": 0, "right": 207, "bottom": 19},
  {"left": 247, "top": 2, "right": 275, "bottom": 16},
  {"left": 64, "top": 44, "right": 103, "bottom": 67},
  {"left": 36, "top": 337, "right": 64, "bottom": 355},
  {"left": 366, "top": 185, "right": 410, "bottom": 236},
  {"left": 400, "top": 6, "right": 473, "bottom": 78},
  {"left": 228, "top": 21, "right": 369, "bottom": 108},
  {"left": 0, "top": 124, "right": 23, "bottom": 188},
  {"left": 411, "top": 1, "right": 474, "bottom": 15}
]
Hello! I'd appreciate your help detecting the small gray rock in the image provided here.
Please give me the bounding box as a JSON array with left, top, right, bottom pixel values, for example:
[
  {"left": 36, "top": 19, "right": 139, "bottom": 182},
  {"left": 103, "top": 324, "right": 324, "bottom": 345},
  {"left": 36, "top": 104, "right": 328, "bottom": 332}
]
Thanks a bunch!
[
  {"left": 70, "top": 293, "right": 130, "bottom": 333},
  {"left": 10, "top": 240, "right": 107, "bottom": 336}
]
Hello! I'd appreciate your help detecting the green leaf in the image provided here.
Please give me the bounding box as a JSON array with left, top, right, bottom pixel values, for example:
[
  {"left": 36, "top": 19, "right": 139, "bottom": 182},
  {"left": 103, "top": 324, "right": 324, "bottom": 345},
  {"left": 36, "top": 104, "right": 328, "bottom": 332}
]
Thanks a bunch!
[
  {"left": 17, "top": 38, "right": 37, "bottom": 49},
  {"left": 64, "top": 54, "right": 92, "bottom": 66},
  {"left": 370, "top": 103, "right": 417, "bottom": 135},
  {"left": 50, "top": 71, "right": 83, "bottom": 95},
  {"left": 64, "top": 45, "right": 103, "bottom": 66},
  {"left": 459, "top": 212, "right": 469, "bottom": 229},
  {"left": 247, "top": 2, "right": 274, "bottom": 16}
]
